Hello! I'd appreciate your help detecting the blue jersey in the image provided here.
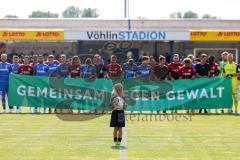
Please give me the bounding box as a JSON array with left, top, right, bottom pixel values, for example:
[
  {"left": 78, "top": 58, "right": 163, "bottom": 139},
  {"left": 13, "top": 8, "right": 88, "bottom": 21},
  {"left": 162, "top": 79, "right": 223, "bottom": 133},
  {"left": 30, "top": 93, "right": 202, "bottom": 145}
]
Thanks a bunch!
[
  {"left": 137, "top": 64, "right": 152, "bottom": 79},
  {"left": 11, "top": 63, "right": 20, "bottom": 74},
  {"left": 0, "top": 62, "right": 12, "bottom": 91},
  {"left": 122, "top": 63, "right": 138, "bottom": 80},
  {"left": 34, "top": 63, "right": 49, "bottom": 76},
  {"left": 47, "top": 62, "right": 59, "bottom": 77},
  {"left": 57, "top": 63, "right": 69, "bottom": 78},
  {"left": 53, "top": 60, "right": 60, "bottom": 65},
  {"left": 81, "top": 64, "right": 96, "bottom": 79}
]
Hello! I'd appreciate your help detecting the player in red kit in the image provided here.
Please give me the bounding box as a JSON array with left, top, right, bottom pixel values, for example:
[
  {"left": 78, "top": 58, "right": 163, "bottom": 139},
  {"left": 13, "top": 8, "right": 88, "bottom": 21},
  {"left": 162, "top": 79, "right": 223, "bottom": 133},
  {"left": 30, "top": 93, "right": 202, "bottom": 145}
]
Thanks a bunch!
[
  {"left": 179, "top": 58, "right": 195, "bottom": 80},
  {"left": 168, "top": 54, "right": 183, "bottom": 113},
  {"left": 208, "top": 55, "right": 219, "bottom": 77},
  {"left": 208, "top": 55, "right": 220, "bottom": 113},
  {"left": 69, "top": 56, "right": 81, "bottom": 114},
  {"left": 69, "top": 56, "right": 81, "bottom": 78},
  {"left": 18, "top": 55, "right": 34, "bottom": 113},
  {"left": 30, "top": 54, "right": 38, "bottom": 67},
  {"left": 18, "top": 55, "right": 34, "bottom": 75},
  {"left": 179, "top": 58, "right": 196, "bottom": 114},
  {"left": 107, "top": 55, "right": 122, "bottom": 79},
  {"left": 168, "top": 54, "right": 183, "bottom": 80}
]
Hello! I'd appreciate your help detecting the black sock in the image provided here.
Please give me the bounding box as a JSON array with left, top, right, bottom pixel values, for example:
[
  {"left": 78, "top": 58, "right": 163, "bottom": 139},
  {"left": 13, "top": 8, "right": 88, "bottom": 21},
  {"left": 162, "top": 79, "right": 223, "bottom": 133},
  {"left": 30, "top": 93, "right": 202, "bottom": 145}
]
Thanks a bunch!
[
  {"left": 118, "top": 138, "right": 122, "bottom": 142},
  {"left": 114, "top": 137, "right": 117, "bottom": 142}
]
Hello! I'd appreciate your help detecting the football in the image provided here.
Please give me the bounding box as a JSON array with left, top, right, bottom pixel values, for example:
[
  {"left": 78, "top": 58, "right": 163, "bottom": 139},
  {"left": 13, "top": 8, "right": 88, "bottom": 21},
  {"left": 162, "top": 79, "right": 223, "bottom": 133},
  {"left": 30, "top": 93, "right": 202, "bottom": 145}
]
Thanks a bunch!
[{"left": 113, "top": 96, "right": 124, "bottom": 109}]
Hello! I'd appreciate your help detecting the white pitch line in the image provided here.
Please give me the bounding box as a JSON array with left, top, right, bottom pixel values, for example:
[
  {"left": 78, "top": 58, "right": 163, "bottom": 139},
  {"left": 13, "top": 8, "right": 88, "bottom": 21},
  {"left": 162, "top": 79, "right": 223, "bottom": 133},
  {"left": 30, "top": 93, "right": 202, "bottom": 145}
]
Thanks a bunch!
[{"left": 119, "top": 113, "right": 128, "bottom": 160}]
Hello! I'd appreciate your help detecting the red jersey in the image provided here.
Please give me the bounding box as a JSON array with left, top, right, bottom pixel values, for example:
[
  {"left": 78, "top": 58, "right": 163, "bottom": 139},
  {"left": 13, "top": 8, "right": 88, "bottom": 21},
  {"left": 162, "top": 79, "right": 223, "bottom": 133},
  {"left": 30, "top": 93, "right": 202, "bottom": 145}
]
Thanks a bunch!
[
  {"left": 69, "top": 65, "right": 81, "bottom": 78},
  {"left": 30, "top": 62, "right": 38, "bottom": 67},
  {"left": 209, "top": 63, "right": 219, "bottom": 77},
  {"left": 179, "top": 66, "right": 195, "bottom": 79},
  {"left": 107, "top": 63, "right": 122, "bottom": 78},
  {"left": 168, "top": 62, "right": 183, "bottom": 79},
  {"left": 18, "top": 65, "right": 34, "bottom": 75}
]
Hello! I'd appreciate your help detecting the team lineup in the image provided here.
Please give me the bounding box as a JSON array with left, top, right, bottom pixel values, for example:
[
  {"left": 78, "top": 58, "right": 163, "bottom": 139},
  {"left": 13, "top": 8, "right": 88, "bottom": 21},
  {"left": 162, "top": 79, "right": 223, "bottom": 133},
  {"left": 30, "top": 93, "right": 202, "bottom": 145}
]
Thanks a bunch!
[{"left": 0, "top": 51, "right": 239, "bottom": 114}]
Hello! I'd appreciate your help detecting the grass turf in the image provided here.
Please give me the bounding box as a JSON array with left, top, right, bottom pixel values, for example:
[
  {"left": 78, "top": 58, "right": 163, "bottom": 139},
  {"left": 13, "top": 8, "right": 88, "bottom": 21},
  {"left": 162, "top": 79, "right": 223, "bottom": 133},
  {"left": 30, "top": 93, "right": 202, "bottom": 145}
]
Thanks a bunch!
[{"left": 0, "top": 111, "right": 240, "bottom": 160}]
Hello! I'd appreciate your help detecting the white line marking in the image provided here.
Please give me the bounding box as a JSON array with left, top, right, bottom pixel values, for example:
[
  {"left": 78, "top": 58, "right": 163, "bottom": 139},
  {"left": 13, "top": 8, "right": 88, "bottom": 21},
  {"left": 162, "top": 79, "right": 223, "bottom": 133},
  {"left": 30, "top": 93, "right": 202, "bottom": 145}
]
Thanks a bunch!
[{"left": 119, "top": 113, "right": 128, "bottom": 160}]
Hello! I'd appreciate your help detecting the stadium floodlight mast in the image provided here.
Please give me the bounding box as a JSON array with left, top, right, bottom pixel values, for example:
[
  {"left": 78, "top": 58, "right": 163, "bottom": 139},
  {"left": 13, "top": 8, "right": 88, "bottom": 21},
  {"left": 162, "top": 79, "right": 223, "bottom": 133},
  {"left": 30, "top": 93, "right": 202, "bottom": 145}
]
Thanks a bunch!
[{"left": 124, "top": 0, "right": 129, "bottom": 18}]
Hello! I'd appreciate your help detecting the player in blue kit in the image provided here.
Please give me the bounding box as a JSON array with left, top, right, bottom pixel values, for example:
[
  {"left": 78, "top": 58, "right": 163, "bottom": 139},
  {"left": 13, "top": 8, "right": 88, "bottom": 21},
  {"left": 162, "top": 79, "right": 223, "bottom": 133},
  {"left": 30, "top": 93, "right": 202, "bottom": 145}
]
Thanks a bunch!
[
  {"left": 47, "top": 54, "right": 59, "bottom": 77},
  {"left": 0, "top": 54, "right": 12, "bottom": 113},
  {"left": 11, "top": 55, "right": 20, "bottom": 74},
  {"left": 122, "top": 58, "right": 138, "bottom": 80},
  {"left": 137, "top": 56, "right": 152, "bottom": 80},
  {"left": 55, "top": 54, "right": 69, "bottom": 113},
  {"left": 56, "top": 54, "right": 69, "bottom": 78},
  {"left": 10, "top": 55, "right": 21, "bottom": 113},
  {"left": 81, "top": 58, "right": 97, "bottom": 113},
  {"left": 46, "top": 55, "right": 59, "bottom": 113},
  {"left": 34, "top": 55, "right": 49, "bottom": 77},
  {"left": 81, "top": 58, "right": 97, "bottom": 80},
  {"left": 136, "top": 56, "right": 152, "bottom": 113},
  {"left": 33, "top": 55, "right": 49, "bottom": 113}
]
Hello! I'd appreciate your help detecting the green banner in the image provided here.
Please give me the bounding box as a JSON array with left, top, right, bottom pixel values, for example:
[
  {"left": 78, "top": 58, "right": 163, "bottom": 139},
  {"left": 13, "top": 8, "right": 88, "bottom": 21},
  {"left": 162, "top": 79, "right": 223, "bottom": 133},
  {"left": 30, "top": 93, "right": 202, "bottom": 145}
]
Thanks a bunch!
[{"left": 9, "top": 74, "right": 232, "bottom": 111}]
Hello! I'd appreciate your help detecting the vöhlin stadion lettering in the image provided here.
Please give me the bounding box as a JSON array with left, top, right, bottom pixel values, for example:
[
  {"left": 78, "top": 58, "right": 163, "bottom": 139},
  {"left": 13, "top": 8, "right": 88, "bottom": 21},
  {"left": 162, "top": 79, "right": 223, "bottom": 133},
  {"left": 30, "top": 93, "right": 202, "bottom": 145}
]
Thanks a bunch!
[{"left": 86, "top": 31, "right": 166, "bottom": 40}]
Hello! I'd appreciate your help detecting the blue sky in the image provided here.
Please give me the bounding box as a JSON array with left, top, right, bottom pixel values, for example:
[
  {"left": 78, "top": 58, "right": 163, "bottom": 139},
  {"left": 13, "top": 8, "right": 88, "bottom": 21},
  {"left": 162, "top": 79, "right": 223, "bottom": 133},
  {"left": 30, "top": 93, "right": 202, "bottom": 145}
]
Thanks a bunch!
[{"left": 1, "top": 0, "right": 240, "bottom": 19}]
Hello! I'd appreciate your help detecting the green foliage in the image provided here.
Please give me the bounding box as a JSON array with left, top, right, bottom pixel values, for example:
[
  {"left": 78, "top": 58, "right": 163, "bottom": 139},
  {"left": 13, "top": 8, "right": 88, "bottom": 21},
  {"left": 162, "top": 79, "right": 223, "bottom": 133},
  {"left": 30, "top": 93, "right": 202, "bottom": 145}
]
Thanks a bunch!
[
  {"left": 62, "top": 6, "right": 82, "bottom": 18},
  {"left": 29, "top": 11, "right": 59, "bottom": 18}
]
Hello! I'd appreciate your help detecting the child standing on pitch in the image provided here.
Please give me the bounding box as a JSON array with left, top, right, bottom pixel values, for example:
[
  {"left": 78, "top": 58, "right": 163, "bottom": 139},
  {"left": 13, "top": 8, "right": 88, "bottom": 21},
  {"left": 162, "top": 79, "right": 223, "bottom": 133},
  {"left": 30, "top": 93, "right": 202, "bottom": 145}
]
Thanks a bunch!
[{"left": 110, "top": 83, "right": 127, "bottom": 145}]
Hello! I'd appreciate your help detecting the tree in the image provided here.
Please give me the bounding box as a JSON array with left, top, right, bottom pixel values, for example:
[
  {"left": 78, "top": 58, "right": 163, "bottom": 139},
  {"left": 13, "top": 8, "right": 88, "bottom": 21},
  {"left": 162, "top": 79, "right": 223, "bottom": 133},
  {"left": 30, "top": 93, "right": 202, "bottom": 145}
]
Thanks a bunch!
[
  {"left": 29, "top": 11, "right": 59, "bottom": 18},
  {"left": 62, "top": 6, "right": 81, "bottom": 18},
  {"left": 169, "top": 12, "right": 182, "bottom": 18},
  {"left": 81, "top": 8, "right": 99, "bottom": 18},
  {"left": 4, "top": 15, "right": 18, "bottom": 18},
  {"left": 183, "top": 11, "right": 198, "bottom": 18},
  {"left": 202, "top": 14, "right": 217, "bottom": 19}
]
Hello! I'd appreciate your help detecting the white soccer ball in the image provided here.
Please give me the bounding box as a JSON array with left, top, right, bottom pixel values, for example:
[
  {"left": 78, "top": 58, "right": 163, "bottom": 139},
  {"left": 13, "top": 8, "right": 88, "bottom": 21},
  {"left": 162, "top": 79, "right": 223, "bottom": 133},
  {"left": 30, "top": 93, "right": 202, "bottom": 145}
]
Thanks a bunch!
[{"left": 113, "top": 96, "right": 124, "bottom": 109}]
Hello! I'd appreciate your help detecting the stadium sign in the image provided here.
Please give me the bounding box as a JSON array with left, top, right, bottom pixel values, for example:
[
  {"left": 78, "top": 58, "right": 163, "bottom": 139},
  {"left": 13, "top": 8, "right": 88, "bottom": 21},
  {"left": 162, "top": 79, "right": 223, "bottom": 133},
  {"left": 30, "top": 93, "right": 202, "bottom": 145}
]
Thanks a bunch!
[
  {"left": 9, "top": 74, "right": 232, "bottom": 111},
  {"left": 190, "top": 30, "right": 240, "bottom": 41},
  {"left": 65, "top": 31, "right": 189, "bottom": 41},
  {"left": 0, "top": 29, "right": 64, "bottom": 41}
]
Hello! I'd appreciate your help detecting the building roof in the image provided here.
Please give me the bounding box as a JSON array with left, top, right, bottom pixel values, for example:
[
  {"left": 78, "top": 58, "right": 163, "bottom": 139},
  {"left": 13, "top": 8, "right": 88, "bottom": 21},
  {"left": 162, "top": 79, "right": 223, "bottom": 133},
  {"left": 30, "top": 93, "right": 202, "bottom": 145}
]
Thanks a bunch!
[{"left": 0, "top": 19, "right": 240, "bottom": 31}]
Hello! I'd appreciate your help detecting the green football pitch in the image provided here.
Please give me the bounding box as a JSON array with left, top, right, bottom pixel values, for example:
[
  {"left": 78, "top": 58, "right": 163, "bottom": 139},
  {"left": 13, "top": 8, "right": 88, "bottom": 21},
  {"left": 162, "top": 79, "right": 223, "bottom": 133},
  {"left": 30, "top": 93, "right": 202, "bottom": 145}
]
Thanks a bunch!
[{"left": 0, "top": 110, "right": 240, "bottom": 160}]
